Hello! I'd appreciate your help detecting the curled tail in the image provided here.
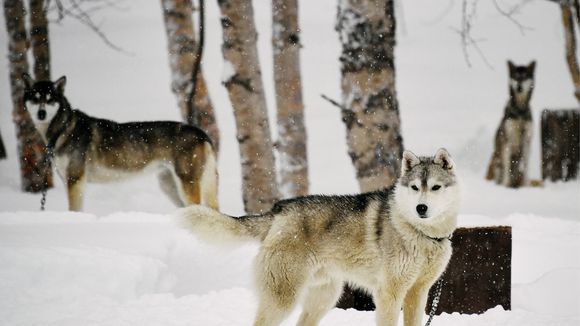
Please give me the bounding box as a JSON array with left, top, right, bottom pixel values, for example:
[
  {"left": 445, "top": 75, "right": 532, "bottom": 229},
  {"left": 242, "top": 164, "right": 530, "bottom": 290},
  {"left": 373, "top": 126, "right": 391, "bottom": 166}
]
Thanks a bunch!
[{"left": 176, "top": 205, "right": 273, "bottom": 244}]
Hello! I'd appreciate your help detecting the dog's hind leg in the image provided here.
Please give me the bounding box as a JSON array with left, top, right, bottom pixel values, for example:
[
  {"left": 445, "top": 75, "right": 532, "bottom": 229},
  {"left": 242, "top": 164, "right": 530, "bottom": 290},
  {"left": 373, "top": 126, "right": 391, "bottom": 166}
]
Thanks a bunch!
[
  {"left": 253, "top": 246, "right": 309, "bottom": 326},
  {"left": 158, "top": 168, "right": 185, "bottom": 207},
  {"left": 199, "top": 142, "right": 219, "bottom": 210},
  {"left": 179, "top": 179, "right": 201, "bottom": 206},
  {"left": 174, "top": 146, "right": 204, "bottom": 206},
  {"left": 296, "top": 274, "right": 342, "bottom": 326}
]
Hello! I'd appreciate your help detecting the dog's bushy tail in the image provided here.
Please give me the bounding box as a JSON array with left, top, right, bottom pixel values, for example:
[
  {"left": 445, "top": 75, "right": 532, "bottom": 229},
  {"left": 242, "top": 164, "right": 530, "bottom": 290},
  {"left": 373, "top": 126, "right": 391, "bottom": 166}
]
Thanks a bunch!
[{"left": 176, "top": 205, "right": 273, "bottom": 244}]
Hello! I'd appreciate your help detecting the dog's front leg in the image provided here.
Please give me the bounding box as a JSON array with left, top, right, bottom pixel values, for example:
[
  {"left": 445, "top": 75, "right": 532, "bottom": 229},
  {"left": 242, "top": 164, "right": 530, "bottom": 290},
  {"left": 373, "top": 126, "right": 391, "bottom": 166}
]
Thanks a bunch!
[
  {"left": 403, "top": 281, "right": 431, "bottom": 326},
  {"left": 374, "top": 286, "right": 405, "bottom": 326},
  {"left": 66, "top": 169, "right": 86, "bottom": 212}
]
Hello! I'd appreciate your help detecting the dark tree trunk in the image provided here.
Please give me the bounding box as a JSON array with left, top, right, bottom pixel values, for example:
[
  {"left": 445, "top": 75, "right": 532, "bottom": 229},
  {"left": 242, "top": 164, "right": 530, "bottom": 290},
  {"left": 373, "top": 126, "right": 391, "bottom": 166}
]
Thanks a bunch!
[
  {"left": 272, "top": 0, "right": 309, "bottom": 198},
  {"left": 0, "top": 131, "right": 6, "bottom": 159},
  {"left": 541, "top": 109, "right": 580, "bottom": 181},
  {"left": 218, "top": 0, "right": 279, "bottom": 214},
  {"left": 29, "top": 0, "right": 51, "bottom": 80},
  {"left": 4, "top": 0, "right": 53, "bottom": 192},
  {"left": 335, "top": 0, "right": 404, "bottom": 193},
  {"left": 161, "top": 0, "right": 220, "bottom": 152}
]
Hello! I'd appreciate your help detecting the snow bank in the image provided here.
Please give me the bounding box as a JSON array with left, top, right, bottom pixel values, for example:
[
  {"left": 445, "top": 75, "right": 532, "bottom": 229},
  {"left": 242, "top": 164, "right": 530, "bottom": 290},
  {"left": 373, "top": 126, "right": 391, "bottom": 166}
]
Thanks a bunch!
[{"left": 0, "top": 212, "right": 578, "bottom": 325}]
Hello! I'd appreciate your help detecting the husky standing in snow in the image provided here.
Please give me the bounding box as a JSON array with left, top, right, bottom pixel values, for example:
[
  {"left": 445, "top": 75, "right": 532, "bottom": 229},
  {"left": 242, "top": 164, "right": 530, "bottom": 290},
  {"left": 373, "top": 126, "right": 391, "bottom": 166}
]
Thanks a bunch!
[
  {"left": 22, "top": 73, "right": 219, "bottom": 211},
  {"left": 486, "top": 60, "right": 535, "bottom": 188},
  {"left": 178, "top": 148, "right": 460, "bottom": 326}
]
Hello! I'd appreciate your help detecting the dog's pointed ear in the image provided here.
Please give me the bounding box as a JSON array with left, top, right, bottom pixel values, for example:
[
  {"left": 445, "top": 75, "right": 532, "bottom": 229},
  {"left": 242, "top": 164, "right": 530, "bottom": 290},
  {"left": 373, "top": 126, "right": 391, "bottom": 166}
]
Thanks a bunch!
[
  {"left": 528, "top": 60, "right": 536, "bottom": 73},
  {"left": 401, "top": 150, "right": 420, "bottom": 175},
  {"left": 22, "top": 73, "right": 34, "bottom": 89},
  {"left": 507, "top": 60, "right": 515, "bottom": 74},
  {"left": 54, "top": 76, "right": 67, "bottom": 94},
  {"left": 434, "top": 148, "right": 454, "bottom": 171}
]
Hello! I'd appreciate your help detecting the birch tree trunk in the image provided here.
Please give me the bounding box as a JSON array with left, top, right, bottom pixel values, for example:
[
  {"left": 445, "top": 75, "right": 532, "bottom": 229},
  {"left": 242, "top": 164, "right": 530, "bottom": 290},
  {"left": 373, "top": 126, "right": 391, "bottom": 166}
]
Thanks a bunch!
[
  {"left": 161, "top": 0, "right": 220, "bottom": 152},
  {"left": 218, "top": 0, "right": 278, "bottom": 214},
  {"left": 4, "top": 0, "right": 53, "bottom": 192},
  {"left": 29, "top": 0, "right": 51, "bottom": 80},
  {"left": 336, "top": 0, "right": 403, "bottom": 192},
  {"left": 561, "top": 2, "right": 580, "bottom": 103},
  {"left": 272, "top": 0, "right": 308, "bottom": 198}
]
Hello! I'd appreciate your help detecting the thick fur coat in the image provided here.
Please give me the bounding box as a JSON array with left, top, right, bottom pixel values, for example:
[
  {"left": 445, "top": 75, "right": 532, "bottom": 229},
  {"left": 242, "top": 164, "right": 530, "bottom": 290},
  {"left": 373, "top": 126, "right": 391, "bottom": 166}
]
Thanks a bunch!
[
  {"left": 178, "top": 149, "right": 460, "bottom": 326},
  {"left": 22, "top": 74, "right": 219, "bottom": 211}
]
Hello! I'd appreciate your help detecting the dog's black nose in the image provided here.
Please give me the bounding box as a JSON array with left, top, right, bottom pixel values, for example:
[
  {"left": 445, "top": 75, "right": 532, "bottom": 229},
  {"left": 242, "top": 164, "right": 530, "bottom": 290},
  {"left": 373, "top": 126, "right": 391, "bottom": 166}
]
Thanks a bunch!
[
  {"left": 37, "top": 109, "right": 46, "bottom": 120},
  {"left": 416, "top": 204, "right": 428, "bottom": 217}
]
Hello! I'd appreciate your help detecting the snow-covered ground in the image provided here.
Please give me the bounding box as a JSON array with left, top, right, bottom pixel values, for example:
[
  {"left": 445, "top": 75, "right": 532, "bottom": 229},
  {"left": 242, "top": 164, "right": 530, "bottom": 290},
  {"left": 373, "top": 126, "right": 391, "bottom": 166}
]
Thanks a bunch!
[{"left": 1, "top": 0, "right": 579, "bottom": 325}]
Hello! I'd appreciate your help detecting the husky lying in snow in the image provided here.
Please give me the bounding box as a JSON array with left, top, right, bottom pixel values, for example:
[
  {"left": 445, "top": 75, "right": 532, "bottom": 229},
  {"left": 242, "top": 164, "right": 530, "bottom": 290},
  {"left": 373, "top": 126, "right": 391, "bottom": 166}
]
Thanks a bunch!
[
  {"left": 22, "top": 73, "right": 219, "bottom": 211},
  {"left": 178, "top": 148, "right": 460, "bottom": 326}
]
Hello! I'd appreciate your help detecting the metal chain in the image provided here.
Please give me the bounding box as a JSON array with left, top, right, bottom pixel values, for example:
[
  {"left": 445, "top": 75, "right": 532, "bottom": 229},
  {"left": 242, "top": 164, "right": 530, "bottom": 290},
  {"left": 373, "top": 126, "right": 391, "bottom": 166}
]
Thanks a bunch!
[
  {"left": 40, "top": 188, "right": 48, "bottom": 211},
  {"left": 40, "top": 145, "right": 54, "bottom": 211},
  {"left": 424, "top": 278, "right": 444, "bottom": 326}
]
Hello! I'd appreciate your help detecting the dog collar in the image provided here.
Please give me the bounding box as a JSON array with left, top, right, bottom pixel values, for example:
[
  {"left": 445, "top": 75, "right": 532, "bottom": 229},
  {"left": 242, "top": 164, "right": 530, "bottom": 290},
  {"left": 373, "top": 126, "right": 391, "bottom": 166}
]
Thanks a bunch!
[{"left": 428, "top": 234, "right": 452, "bottom": 242}]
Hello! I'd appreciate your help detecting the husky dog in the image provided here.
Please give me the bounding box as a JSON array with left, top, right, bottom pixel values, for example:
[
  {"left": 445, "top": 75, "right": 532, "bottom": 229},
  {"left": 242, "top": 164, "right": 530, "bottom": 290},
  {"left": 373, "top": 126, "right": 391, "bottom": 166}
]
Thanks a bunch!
[
  {"left": 486, "top": 60, "right": 535, "bottom": 188},
  {"left": 22, "top": 73, "right": 219, "bottom": 211},
  {"left": 178, "top": 149, "right": 459, "bottom": 326}
]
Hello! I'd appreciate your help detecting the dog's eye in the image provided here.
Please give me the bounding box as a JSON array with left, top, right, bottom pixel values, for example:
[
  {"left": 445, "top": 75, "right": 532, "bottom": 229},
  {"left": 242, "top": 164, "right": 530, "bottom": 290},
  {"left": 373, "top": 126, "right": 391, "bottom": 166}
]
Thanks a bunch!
[
  {"left": 35, "top": 92, "right": 41, "bottom": 99},
  {"left": 432, "top": 185, "right": 441, "bottom": 191},
  {"left": 411, "top": 185, "right": 419, "bottom": 191}
]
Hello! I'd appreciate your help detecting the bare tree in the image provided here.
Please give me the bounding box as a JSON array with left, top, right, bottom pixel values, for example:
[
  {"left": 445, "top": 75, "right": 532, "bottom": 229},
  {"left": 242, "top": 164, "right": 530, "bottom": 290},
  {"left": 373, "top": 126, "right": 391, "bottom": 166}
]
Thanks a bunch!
[
  {"left": 29, "top": 0, "right": 51, "bottom": 80},
  {"left": 218, "top": 0, "right": 279, "bottom": 214},
  {"left": 161, "top": 0, "right": 220, "bottom": 152},
  {"left": 50, "top": 0, "right": 130, "bottom": 53},
  {"left": 3, "top": 0, "right": 53, "bottom": 192},
  {"left": 272, "top": 0, "right": 309, "bottom": 198},
  {"left": 335, "top": 0, "right": 404, "bottom": 192}
]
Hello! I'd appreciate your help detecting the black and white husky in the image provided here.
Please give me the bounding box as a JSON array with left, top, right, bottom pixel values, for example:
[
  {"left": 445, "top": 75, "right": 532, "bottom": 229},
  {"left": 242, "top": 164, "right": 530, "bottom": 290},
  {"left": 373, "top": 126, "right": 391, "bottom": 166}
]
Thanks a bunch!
[
  {"left": 22, "top": 73, "right": 218, "bottom": 211},
  {"left": 178, "top": 149, "right": 460, "bottom": 326}
]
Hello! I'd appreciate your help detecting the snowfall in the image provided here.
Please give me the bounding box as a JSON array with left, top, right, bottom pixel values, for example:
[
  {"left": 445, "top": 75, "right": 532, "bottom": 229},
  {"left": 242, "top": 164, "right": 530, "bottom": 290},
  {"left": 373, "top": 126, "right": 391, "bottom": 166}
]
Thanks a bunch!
[{"left": 0, "top": 0, "right": 579, "bottom": 325}]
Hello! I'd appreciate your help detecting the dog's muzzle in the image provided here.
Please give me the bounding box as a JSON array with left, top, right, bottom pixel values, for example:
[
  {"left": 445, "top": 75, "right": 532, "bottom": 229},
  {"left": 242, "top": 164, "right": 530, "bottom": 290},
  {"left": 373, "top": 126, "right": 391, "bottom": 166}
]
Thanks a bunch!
[{"left": 37, "top": 109, "right": 47, "bottom": 121}]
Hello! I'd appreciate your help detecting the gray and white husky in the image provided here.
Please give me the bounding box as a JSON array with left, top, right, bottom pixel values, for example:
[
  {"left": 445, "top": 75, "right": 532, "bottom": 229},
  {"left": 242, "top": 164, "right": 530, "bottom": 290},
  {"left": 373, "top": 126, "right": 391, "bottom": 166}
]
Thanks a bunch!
[
  {"left": 22, "top": 73, "right": 219, "bottom": 211},
  {"left": 178, "top": 149, "right": 460, "bottom": 326}
]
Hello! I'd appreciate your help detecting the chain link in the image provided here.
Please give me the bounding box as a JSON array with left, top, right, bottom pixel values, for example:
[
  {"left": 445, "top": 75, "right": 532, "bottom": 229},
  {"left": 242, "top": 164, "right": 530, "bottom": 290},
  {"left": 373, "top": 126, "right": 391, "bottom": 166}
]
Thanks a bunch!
[
  {"left": 424, "top": 278, "right": 444, "bottom": 326},
  {"left": 40, "top": 188, "right": 48, "bottom": 211}
]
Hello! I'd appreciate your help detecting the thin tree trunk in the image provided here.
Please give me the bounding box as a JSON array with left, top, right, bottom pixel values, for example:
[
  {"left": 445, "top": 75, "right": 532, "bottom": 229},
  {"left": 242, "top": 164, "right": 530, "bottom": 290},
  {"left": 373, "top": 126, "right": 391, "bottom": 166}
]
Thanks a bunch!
[
  {"left": 0, "top": 130, "right": 6, "bottom": 159},
  {"left": 272, "top": 0, "right": 308, "bottom": 198},
  {"left": 218, "top": 0, "right": 278, "bottom": 214},
  {"left": 336, "top": 0, "right": 404, "bottom": 193},
  {"left": 4, "top": 0, "right": 53, "bottom": 192},
  {"left": 561, "top": 3, "right": 580, "bottom": 103},
  {"left": 29, "top": 0, "right": 51, "bottom": 80},
  {"left": 161, "top": 0, "right": 220, "bottom": 152}
]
